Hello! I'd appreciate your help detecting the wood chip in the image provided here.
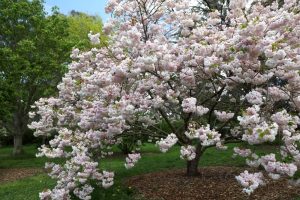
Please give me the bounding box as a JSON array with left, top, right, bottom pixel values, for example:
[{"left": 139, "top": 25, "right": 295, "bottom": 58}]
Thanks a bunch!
[
  {"left": 125, "top": 167, "right": 300, "bottom": 200},
  {"left": 0, "top": 168, "right": 43, "bottom": 184}
]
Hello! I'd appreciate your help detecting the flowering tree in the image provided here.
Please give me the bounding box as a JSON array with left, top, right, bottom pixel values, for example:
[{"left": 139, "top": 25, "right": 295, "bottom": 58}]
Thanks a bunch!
[{"left": 29, "top": 0, "right": 300, "bottom": 199}]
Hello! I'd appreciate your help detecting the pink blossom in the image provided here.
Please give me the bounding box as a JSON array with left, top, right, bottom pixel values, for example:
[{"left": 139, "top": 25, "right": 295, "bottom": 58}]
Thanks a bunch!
[
  {"left": 236, "top": 171, "right": 264, "bottom": 195},
  {"left": 88, "top": 32, "right": 100, "bottom": 45},
  {"left": 182, "top": 97, "right": 197, "bottom": 113},
  {"left": 156, "top": 134, "right": 178, "bottom": 153},
  {"left": 125, "top": 153, "right": 141, "bottom": 169},
  {"left": 214, "top": 110, "right": 235, "bottom": 122},
  {"left": 180, "top": 145, "right": 196, "bottom": 161}
]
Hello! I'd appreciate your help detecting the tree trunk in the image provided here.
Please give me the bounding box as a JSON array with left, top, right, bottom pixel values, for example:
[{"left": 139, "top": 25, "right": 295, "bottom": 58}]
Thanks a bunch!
[
  {"left": 187, "top": 158, "right": 200, "bottom": 176},
  {"left": 186, "top": 144, "right": 203, "bottom": 176},
  {"left": 12, "top": 111, "right": 25, "bottom": 156},
  {"left": 42, "top": 136, "right": 47, "bottom": 145},
  {"left": 13, "top": 134, "right": 23, "bottom": 156}
]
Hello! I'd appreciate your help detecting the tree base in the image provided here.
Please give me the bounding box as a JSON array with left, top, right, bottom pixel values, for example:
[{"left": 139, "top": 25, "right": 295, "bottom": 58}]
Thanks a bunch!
[
  {"left": 13, "top": 135, "right": 24, "bottom": 156},
  {"left": 186, "top": 160, "right": 199, "bottom": 176}
]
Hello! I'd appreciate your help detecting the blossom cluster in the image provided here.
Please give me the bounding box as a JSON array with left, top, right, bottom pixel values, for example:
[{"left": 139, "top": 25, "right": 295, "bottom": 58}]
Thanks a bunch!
[
  {"left": 234, "top": 151, "right": 297, "bottom": 193},
  {"left": 241, "top": 122, "right": 279, "bottom": 145},
  {"left": 185, "top": 125, "right": 222, "bottom": 147},
  {"left": 156, "top": 134, "right": 178, "bottom": 153},
  {"left": 87, "top": 32, "right": 100, "bottom": 45},
  {"left": 102, "top": 171, "right": 115, "bottom": 189},
  {"left": 235, "top": 171, "right": 264, "bottom": 195},
  {"left": 214, "top": 110, "right": 235, "bottom": 122},
  {"left": 261, "top": 154, "right": 297, "bottom": 179},
  {"left": 125, "top": 153, "right": 141, "bottom": 169},
  {"left": 182, "top": 97, "right": 209, "bottom": 116},
  {"left": 233, "top": 147, "right": 252, "bottom": 158},
  {"left": 180, "top": 145, "right": 196, "bottom": 161},
  {"left": 198, "top": 125, "right": 222, "bottom": 147},
  {"left": 245, "top": 90, "right": 264, "bottom": 105}
]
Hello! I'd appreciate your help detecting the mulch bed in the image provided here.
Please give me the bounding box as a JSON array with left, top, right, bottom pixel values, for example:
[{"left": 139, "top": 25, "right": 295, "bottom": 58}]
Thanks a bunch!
[
  {"left": 125, "top": 166, "right": 300, "bottom": 200},
  {"left": 0, "top": 168, "right": 43, "bottom": 184}
]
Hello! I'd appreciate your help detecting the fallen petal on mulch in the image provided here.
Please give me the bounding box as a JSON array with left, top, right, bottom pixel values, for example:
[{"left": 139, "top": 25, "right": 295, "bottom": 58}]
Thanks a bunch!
[
  {"left": 0, "top": 168, "right": 43, "bottom": 184},
  {"left": 125, "top": 167, "right": 300, "bottom": 200}
]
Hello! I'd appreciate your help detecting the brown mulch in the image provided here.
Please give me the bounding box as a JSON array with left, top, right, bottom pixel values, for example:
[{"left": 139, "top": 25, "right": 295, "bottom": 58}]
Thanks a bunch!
[
  {"left": 125, "top": 167, "right": 300, "bottom": 200},
  {"left": 0, "top": 168, "right": 43, "bottom": 184}
]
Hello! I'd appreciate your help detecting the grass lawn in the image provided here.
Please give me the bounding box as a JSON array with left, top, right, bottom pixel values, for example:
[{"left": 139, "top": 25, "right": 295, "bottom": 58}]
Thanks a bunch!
[{"left": 0, "top": 143, "right": 292, "bottom": 200}]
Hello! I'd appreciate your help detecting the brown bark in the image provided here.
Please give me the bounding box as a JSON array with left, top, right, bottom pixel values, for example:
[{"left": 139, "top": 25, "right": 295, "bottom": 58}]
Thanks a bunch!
[
  {"left": 42, "top": 136, "right": 47, "bottom": 145},
  {"left": 187, "top": 158, "right": 200, "bottom": 176},
  {"left": 13, "top": 134, "right": 23, "bottom": 156},
  {"left": 12, "top": 112, "right": 25, "bottom": 156},
  {"left": 186, "top": 144, "right": 203, "bottom": 176}
]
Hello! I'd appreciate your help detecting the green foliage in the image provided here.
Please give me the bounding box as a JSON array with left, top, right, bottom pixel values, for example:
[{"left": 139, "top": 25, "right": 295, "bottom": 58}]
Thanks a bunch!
[
  {"left": 156, "top": 120, "right": 184, "bottom": 134},
  {"left": 0, "top": 1, "right": 106, "bottom": 149},
  {"left": 117, "top": 136, "right": 141, "bottom": 155},
  {"left": 66, "top": 11, "right": 106, "bottom": 50},
  {"left": 0, "top": 0, "right": 71, "bottom": 143}
]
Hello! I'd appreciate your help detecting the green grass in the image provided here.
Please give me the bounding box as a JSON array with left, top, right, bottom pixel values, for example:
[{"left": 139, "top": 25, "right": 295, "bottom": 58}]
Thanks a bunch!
[
  {"left": 0, "top": 143, "right": 280, "bottom": 200},
  {"left": 0, "top": 145, "right": 63, "bottom": 168},
  {"left": 0, "top": 174, "right": 55, "bottom": 200}
]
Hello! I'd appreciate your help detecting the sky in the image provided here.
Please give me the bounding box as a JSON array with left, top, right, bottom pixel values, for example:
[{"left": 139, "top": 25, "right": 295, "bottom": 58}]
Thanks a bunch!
[{"left": 44, "top": 0, "right": 110, "bottom": 22}]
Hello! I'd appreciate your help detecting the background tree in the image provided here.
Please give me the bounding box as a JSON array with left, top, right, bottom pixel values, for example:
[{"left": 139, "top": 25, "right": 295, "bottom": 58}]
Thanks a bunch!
[
  {"left": 66, "top": 11, "right": 106, "bottom": 50},
  {"left": 0, "top": 0, "right": 71, "bottom": 155}
]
